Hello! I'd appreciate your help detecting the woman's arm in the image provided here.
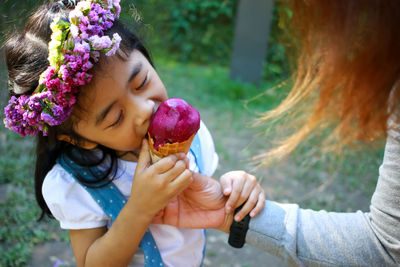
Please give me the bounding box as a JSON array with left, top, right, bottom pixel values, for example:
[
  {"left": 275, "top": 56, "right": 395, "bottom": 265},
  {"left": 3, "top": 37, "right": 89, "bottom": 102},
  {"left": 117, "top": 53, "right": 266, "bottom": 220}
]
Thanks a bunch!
[{"left": 245, "top": 128, "right": 400, "bottom": 267}]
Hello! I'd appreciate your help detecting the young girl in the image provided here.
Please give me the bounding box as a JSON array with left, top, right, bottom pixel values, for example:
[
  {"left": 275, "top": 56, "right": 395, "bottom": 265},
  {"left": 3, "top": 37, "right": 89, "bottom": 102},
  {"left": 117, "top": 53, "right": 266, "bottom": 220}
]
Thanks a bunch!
[{"left": 3, "top": 1, "right": 265, "bottom": 266}]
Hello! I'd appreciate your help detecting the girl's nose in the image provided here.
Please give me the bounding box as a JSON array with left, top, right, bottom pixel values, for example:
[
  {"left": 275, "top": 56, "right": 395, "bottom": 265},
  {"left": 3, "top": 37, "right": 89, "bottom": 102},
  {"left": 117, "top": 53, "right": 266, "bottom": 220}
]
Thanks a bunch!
[{"left": 133, "top": 98, "right": 155, "bottom": 126}]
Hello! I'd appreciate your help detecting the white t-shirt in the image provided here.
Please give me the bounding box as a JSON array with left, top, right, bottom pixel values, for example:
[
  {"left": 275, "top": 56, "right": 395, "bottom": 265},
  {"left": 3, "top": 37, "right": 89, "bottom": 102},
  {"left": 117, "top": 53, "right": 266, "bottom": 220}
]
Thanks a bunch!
[{"left": 42, "top": 121, "right": 218, "bottom": 267}]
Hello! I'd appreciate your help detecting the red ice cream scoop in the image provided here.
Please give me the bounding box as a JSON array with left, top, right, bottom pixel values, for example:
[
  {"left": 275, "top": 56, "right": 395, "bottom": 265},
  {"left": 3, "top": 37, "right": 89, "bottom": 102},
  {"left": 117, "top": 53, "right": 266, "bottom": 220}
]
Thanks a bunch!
[{"left": 148, "top": 97, "right": 200, "bottom": 151}]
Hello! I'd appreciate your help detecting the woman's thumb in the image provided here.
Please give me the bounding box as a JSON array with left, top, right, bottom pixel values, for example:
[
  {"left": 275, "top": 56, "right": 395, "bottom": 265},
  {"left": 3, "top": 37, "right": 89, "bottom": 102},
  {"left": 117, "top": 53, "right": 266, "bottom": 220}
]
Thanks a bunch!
[{"left": 190, "top": 172, "right": 209, "bottom": 190}]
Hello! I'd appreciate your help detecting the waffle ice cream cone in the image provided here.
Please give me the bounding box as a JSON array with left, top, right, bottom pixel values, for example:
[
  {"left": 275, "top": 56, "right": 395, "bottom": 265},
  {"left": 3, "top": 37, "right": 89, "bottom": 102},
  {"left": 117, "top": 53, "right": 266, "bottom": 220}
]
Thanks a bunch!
[
  {"left": 148, "top": 98, "right": 200, "bottom": 164},
  {"left": 148, "top": 133, "right": 195, "bottom": 163}
]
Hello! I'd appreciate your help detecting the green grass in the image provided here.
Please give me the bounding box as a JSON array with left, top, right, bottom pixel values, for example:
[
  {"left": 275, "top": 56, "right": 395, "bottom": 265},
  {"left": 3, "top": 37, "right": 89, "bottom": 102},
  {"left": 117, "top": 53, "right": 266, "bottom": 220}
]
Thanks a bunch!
[
  {"left": 0, "top": 57, "right": 384, "bottom": 265},
  {"left": 0, "top": 131, "right": 66, "bottom": 267},
  {"left": 157, "top": 58, "right": 287, "bottom": 111}
]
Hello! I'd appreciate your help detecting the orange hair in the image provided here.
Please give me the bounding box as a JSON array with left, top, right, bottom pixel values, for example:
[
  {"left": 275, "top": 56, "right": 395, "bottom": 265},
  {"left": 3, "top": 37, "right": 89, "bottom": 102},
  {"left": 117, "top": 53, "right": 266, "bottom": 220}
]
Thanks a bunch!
[{"left": 256, "top": 0, "right": 400, "bottom": 163}]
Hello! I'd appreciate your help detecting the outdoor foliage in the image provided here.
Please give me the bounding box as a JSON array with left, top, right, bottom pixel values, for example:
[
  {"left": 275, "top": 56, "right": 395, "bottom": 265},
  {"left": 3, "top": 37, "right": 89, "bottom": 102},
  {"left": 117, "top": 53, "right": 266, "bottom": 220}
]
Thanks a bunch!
[
  {"left": 0, "top": 0, "right": 384, "bottom": 266},
  {"left": 0, "top": 0, "right": 292, "bottom": 81},
  {"left": 130, "top": 0, "right": 291, "bottom": 79},
  {"left": 130, "top": 0, "right": 236, "bottom": 63}
]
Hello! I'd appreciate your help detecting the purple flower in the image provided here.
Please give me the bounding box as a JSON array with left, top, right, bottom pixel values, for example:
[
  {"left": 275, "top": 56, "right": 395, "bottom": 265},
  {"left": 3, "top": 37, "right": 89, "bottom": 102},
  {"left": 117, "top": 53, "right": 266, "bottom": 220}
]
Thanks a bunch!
[
  {"left": 91, "top": 3, "right": 106, "bottom": 16},
  {"left": 88, "top": 10, "right": 99, "bottom": 24},
  {"left": 82, "top": 60, "right": 93, "bottom": 72},
  {"left": 89, "top": 35, "right": 112, "bottom": 50},
  {"left": 81, "top": 31, "right": 89, "bottom": 41},
  {"left": 67, "top": 61, "right": 79, "bottom": 71},
  {"left": 41, "top": 112, "right": 59, "bottom": 126},
  {"left": 73, "top": 41, "right": 91, "bottom": 54},
  {"left": 27, "top": 98, "right": 43, "bottom": 113},
  {"left": 80, "top": 16, "right": 90, "bottom": 27},
  {"left": 105, "top": 33, "right": 121, "bottom": 56}
]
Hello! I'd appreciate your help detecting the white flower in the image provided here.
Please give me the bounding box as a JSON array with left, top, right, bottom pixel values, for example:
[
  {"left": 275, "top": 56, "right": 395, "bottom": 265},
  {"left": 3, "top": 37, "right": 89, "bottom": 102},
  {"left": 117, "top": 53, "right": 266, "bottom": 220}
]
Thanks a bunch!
[
  {"left": 69, "top": 9, "right": 84, "bottom": 25},
  {"left": 70, "top": 24, "right": 80, "bottom": 39},
  {"left": 76, "top": 1, "right": 91, "bottom": 13}
]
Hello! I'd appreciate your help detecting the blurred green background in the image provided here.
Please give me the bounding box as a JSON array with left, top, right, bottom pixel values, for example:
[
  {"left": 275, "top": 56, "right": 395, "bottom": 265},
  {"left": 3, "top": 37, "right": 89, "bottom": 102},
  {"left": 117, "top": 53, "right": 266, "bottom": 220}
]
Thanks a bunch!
[
  {"left": 0, "top": 0, "right": 290, "bottom": 79},
  {"left": 0, "top": 0, "right": 384, "bottom": 266}
]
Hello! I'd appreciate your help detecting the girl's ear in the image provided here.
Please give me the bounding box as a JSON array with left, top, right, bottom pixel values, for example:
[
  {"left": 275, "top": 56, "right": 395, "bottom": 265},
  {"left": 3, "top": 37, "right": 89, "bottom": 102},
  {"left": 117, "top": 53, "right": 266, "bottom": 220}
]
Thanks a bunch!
[{"left": 57, "top": 134, "right": 98, "bottom": 150}]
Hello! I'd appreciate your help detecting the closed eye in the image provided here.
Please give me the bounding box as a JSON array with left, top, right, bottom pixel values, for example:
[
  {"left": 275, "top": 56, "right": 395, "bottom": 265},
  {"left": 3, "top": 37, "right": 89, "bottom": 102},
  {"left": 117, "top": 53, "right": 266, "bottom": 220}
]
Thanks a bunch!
[
  {"left": 109, "top": 111, "right": 123, "bottom": 128},
  {"left": 135, "top": 72, "right": 149, "bottom": 91}
]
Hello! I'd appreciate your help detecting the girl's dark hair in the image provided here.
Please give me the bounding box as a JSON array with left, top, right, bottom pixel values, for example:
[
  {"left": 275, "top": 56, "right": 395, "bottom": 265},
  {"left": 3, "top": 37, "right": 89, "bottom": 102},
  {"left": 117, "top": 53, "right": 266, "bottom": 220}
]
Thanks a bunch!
[{"left": 4, "top": 1, "right": 153, "bottom": 219}]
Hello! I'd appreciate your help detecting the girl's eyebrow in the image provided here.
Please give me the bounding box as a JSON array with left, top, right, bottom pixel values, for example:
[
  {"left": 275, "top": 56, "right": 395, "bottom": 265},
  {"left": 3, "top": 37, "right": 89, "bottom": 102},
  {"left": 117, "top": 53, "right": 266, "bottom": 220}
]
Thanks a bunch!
[
  {"left": 127, "top": 62, "right": 143, "bottom": 87},
  {"left": 96, "top": 100, "right": 118, "bottom": 126}
]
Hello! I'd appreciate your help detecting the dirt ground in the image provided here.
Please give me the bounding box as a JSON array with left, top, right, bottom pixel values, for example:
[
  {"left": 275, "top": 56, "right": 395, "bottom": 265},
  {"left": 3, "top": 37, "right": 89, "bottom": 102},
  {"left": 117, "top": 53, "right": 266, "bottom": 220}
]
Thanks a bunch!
[{"left": 29, "top": 230, "right": 288, "bottom": 267}]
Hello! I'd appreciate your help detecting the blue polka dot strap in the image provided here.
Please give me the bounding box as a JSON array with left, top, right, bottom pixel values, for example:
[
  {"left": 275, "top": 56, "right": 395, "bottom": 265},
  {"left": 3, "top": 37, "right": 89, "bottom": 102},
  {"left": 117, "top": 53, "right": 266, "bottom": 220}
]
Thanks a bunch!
[{"left": 57, "top": 152, "right": 164, "bottom": 267}]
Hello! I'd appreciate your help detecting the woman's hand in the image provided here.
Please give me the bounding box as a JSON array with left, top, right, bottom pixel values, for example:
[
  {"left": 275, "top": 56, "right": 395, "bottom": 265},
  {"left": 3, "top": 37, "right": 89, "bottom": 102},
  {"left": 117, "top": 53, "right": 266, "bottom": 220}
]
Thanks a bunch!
[
  {"left": 152, "top": 170, "right": 265, "bottom": 230},
  {"left": 152, "top": 172, "right": 228, "bottom": 228},
  {"left": 220, "top": 171, "right": 265, "bottom": 222},
  {"left": 129, "top": 139, "right": 193, "bottom": 219}
]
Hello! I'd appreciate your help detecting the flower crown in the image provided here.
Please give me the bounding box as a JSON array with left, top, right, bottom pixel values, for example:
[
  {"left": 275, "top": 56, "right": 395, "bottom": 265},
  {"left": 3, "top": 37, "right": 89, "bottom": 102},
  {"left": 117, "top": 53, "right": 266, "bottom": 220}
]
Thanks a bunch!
[{"left": 3, "top": 0, "right": 121, "bottom": 137}]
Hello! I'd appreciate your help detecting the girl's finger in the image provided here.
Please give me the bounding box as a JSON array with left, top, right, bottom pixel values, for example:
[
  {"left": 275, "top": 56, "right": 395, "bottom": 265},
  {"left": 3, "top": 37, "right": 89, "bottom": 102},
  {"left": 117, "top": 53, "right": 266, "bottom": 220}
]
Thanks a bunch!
[
  {"left": 153, "top": 154, "right": 180, "bottom": 173},
  {"left": 250, "top": 192, "right": 266, "bottom": 218},
  {"left": 161, "top": 159, "right": 187, "bottom": 182},
  {"left": 220, "top": 174, "right": 233, "bottom": 196},
  {"left": 225, "top": 177, "right": 245, "bottom": 213},
  {"left": 234, "top": 189, "right": 261, "bottom": 221},
  {"left": 237, "top": 179, "right": 255, "bottom": 205},
  {"left": 136, "top": 139, "right": 151, "bottom": 172},
  {"left": 175, "top": 152, "right": 187, "bottom": 161},
  {"left": 184, "top": 156, "right": 190, "bottom": 169},
  {"left": 173, "top": 153, "right": 190, "bottom": 169}
]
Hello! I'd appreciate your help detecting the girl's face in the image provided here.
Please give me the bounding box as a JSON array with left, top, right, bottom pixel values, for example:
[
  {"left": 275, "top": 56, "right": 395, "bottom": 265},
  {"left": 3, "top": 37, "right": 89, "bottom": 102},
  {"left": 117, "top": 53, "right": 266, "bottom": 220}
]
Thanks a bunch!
[{"left": 73, "top": 49, "right": 168, "bottom": 153}]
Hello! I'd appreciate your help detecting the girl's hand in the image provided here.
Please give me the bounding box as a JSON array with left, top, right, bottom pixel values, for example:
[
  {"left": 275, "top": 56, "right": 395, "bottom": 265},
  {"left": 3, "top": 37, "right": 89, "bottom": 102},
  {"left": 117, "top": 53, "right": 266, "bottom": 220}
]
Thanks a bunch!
[
  {"left": 220, "top": 171, "right": 265, "bottom": 222},
  {"left": 129, "top": 139, "right": 193, "bottom": 218}
]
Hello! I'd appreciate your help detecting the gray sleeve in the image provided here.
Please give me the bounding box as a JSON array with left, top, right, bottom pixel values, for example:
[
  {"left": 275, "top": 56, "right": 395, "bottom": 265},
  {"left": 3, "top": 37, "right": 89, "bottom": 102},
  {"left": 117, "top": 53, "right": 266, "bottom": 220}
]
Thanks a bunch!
[{"left": 245, "top": 128, "right": 400, "bottom": 267}]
